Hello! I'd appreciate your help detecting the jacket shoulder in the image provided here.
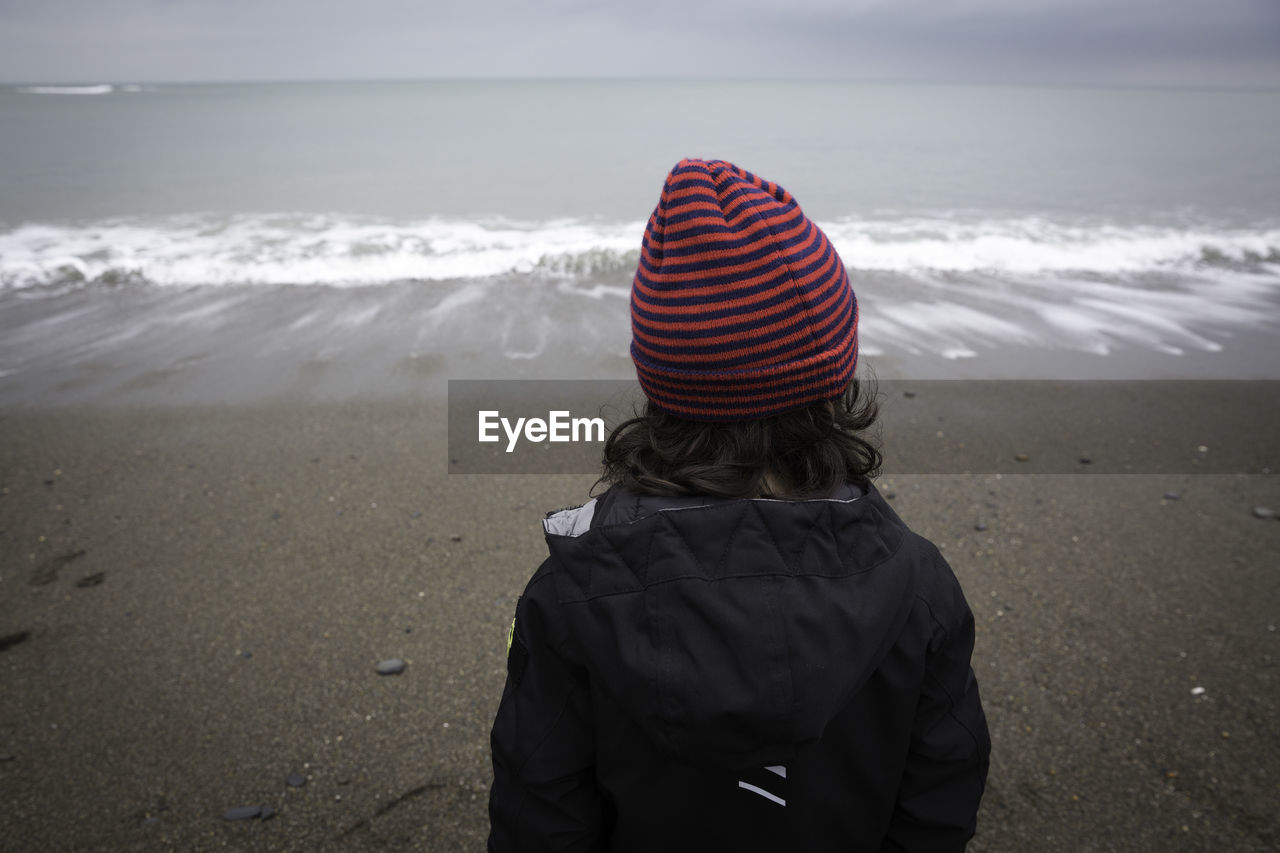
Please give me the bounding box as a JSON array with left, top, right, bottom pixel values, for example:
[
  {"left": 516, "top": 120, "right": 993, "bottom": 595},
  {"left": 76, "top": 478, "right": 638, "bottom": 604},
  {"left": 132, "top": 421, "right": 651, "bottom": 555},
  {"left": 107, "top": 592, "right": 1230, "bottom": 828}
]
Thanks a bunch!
[{"left": 899, "top": 531, "right": 978, "bottom": 655}]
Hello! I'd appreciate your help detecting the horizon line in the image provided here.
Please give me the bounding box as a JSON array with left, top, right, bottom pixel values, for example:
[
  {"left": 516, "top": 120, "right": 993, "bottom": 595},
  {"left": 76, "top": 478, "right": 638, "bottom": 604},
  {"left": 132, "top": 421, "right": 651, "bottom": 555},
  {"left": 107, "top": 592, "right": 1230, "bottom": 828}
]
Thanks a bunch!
[{"left": 5, "top": 74, "right": 1280, "bottom": 95}]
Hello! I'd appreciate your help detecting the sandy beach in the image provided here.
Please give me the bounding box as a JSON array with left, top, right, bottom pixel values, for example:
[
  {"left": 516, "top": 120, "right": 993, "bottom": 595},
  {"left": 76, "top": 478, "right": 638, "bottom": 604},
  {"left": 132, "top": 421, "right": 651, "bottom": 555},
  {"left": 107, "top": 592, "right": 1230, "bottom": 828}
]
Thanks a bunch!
[{"left": 1, "top": 383, "right": 1277, "bottom": 852}]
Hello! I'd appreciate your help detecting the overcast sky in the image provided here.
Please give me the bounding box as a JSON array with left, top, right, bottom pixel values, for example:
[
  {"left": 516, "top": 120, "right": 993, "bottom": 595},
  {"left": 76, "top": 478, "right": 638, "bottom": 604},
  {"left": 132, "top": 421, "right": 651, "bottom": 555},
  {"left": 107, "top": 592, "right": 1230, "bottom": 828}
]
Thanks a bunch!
[{"left": 2, "top": 0, "right": 1277, "bottom": 88}]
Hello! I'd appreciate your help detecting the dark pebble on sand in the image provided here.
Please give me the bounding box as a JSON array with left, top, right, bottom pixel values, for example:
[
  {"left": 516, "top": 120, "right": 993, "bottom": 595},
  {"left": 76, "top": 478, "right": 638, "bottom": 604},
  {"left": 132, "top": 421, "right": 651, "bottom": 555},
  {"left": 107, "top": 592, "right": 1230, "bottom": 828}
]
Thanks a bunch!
[
  {"left": 270, "top": 511, "right": 281, "bottom": 521},
  {"left": 240, "top": 650, "right": 252, "bottom": 659},
  {"left": 286, "top": 774, "right": 307, "bottom": 788},
  {"left": 1015, "top": 454, "right": 1030, "bottom": 462},
  {"left": 1253, "top": 506, "right": 1276, "bottom": 519},
  {"left": 1078, "top": 457, "right": 1092, "bottom": 465},
  {"left": 75, "top": 572, "right": 105, "bottom": 588},
  {"left": 975, "top": 523, "right": 988, "bottom": 532},
  {"left": 0, "top": 631, "right": 31, "bottom": 652},
  {"left": 450, "top": 535, "right": 463, "bottom": 542},
  {"left": 0, "top": 753, "right": 14, "bottom": 762},
  {"left": 903, "top": 390, "right": 916, "bottom": 398},
  {"left": 223, "top": 806, "right": 262, "bottom": 821},
  {"left": 411, "top": 511, "right": 422, "bottom": 519},
  {"left": 884, "top": 492, "right": 895, "bottom": 500},
  {"left": 376, "top": 658, "right": 406, "bottom": 675},
  {"left": 1164, "top": 492, "right": 1182, "bottom": 501},
  {"left": 405, "top": 627, "right": 413, "bottom": 633}
]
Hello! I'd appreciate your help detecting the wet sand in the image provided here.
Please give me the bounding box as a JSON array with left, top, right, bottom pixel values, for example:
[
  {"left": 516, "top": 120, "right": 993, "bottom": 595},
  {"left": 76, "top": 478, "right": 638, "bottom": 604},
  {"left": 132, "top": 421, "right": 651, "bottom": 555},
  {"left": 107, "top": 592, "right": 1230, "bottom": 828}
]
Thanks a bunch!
[{"left": 1, "top": 388, "right": 1278, "bottom": 851}]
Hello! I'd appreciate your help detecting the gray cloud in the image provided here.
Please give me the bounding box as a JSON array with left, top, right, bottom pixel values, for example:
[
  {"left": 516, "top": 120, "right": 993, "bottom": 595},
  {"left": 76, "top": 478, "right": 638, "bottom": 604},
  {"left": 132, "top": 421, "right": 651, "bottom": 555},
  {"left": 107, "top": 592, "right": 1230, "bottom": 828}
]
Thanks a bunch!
[{"left": 1, "top": 0, "right": 1276, "bottom": 87}]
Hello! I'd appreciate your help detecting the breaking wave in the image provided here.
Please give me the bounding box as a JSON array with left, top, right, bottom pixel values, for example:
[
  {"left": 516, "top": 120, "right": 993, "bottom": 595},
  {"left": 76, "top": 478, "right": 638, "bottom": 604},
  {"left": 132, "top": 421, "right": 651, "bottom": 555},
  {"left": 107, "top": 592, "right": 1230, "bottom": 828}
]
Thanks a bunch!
[
  {"left": 15, "top": 84, "right": 116, "bottom": 95},
  {"left": 1, "top": 213, "right": 1277, "bottom": 292}
]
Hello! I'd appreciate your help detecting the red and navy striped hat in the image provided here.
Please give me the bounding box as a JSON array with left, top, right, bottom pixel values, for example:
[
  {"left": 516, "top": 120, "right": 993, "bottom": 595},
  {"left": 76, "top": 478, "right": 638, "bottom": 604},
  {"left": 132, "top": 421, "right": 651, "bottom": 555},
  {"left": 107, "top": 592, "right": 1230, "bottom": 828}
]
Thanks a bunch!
[{"left": 631, "top": 158, "right": 858, "bottom": 421}]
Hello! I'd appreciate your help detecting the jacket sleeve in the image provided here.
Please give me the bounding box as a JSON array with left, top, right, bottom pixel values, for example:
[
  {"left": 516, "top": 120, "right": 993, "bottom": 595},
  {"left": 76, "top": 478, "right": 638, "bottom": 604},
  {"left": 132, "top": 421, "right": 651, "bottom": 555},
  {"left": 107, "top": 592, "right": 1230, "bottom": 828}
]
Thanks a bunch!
[
  {"left": 884, "top": 546, "right": 991, "bottom": 852},
  {"left": 489, "top": 564, "right": 610, "bottom": 852}
]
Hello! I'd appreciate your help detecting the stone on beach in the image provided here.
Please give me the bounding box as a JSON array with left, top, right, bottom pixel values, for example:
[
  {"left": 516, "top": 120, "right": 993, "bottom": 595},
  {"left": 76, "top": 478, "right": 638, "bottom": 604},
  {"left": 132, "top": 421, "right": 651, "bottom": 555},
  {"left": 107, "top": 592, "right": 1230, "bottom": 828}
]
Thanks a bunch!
[
  {"left": 222, "top": 806, "right": 262, "bottom": 821},
  {"left": 376, "top": 658, "right": 406, "bottom": 675},
  {"left": 0, "top": 631, "right": 31, "bottom": 652}
]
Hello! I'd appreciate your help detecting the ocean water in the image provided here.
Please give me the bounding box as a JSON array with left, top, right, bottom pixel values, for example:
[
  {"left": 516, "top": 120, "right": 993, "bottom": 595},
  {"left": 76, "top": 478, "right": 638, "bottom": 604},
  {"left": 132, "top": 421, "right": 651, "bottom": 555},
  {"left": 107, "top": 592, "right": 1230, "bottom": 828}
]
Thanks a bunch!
[{"left": 1, "top": 80, "right": 1278, "bottom": 403}]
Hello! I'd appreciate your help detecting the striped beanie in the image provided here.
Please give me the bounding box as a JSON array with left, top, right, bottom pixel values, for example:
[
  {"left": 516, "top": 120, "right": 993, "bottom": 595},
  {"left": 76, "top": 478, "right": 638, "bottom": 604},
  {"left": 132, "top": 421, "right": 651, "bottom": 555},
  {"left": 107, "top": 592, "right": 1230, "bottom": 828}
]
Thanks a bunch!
[{"left": 631, "top": 158, "right": 858, "bottom": 421}]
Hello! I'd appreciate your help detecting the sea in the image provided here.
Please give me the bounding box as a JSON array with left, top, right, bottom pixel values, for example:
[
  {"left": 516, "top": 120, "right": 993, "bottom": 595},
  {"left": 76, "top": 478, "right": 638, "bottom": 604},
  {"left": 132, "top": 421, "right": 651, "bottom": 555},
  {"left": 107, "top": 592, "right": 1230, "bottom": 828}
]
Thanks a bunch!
[{"left": 1, "top": 80, "right": 1278, "bottom": 405}]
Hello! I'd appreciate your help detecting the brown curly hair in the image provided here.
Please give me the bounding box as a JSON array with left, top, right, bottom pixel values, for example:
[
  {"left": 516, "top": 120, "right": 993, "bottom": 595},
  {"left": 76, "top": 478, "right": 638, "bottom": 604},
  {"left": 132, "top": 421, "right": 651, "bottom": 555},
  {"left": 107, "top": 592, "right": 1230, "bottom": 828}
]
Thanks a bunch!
[{"left": 597, "top": 378, "right": 881, "bottom": 499}]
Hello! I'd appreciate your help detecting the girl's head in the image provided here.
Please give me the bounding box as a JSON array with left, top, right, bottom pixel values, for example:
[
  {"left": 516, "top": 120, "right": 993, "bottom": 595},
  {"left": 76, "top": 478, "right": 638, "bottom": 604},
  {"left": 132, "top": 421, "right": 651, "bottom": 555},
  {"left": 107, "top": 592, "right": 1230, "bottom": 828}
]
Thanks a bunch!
[{"left": 606, "top": 158, "right": 877, "bottom": 497}]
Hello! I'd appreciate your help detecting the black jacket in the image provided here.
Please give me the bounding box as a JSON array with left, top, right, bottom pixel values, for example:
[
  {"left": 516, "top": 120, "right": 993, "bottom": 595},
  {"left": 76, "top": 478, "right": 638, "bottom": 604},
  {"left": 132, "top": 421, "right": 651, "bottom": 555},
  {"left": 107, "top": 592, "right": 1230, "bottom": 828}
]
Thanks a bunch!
[{"left": 489, "top": 482, "right": 989, "bottom": 852}]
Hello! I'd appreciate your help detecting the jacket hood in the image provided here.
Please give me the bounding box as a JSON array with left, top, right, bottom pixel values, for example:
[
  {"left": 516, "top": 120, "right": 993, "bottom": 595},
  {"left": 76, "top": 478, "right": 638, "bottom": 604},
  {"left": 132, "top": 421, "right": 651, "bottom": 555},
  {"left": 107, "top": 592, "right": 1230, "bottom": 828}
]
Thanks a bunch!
[{"left": 542, "top": 483, "right": 917, "bottom": 769}]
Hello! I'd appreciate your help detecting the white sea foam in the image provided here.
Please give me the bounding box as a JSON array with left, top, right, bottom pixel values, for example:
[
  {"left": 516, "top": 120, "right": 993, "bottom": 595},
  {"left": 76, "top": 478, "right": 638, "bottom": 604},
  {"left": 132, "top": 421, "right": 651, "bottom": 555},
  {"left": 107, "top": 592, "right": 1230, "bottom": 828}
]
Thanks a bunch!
[
  {"left": 0, "top": 215, "right": 646, "bottom": 290},
  {"left": 1, "top": 214, "right": 1275, "bottom": 292},
  {"left": 822, "top": 217, "right": 1280, "bottom": 275},
  {"left": 2, "top": 213, "right": 1277, "bottom": 362},
  {"left": 17, "top": 84, "right": 114, "bottom": 95}
]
